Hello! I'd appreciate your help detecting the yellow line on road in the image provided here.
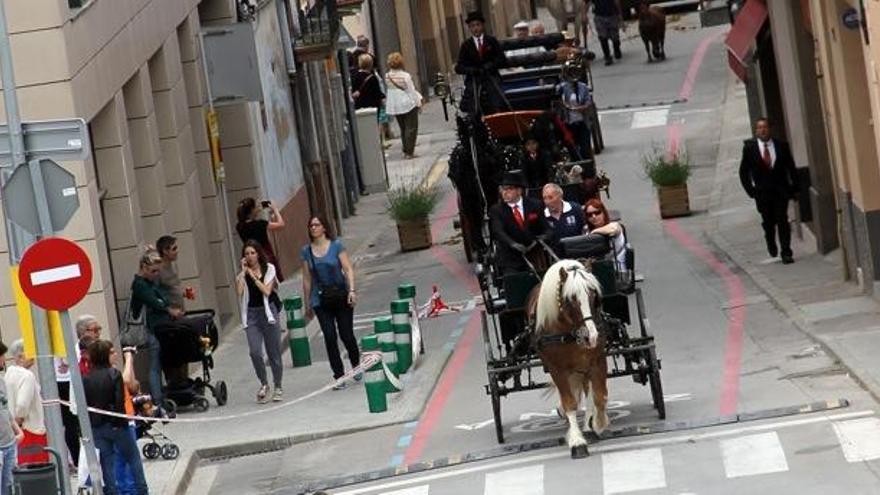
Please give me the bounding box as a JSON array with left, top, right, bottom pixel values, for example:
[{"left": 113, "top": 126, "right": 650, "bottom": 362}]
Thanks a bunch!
[{"left": 421, "top": 159, "right": 448, "bottom": 190}]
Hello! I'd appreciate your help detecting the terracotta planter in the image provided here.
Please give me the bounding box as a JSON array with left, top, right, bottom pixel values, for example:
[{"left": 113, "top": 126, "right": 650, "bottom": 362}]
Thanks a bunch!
[
  {"left": 396, "top": 217, "right": 433, "bottom": 251},
  {"left": 657, "top": 183, "right": 690, "bottom": 219}
]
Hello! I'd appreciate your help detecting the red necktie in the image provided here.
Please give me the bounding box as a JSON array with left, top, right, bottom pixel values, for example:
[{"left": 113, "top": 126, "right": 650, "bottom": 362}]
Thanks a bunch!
[
  {"left": 762, "top": 144, "right": 772, "bottom": 169},
  {"left": 478, "top": 38, "right": 486, "bottom": 59},
  {"left": 512, "top": 205, "right": 525, "bottom": 230}
]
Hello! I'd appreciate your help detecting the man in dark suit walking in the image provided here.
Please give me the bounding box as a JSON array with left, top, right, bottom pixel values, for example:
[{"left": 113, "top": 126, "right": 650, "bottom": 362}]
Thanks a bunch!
[
  {"left": 738, "top": 118, "right": 800, "bottom": 264},
  {"left": 455, "top": 11, "right": 507, "bottom": 115},
  {"left": 489, "top": 170, "right": 552, "bottom": 275}
]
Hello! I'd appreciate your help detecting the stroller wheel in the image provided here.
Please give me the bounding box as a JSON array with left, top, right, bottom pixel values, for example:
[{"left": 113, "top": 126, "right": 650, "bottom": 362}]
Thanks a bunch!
[
  {"left": 143, "top": 443, "right": 161, "bottom": 459},
  {"left": 162, "top": 398, "right": 178, "bottom": 416},
  {"left": 194, "top": 397, "right": 210, "bottom": 412},
  {"left": 161, "top": 443, "right": 180, "bottom": 460},
  {"left": 215, "top": 381, "right": 228, "bottom": 406}
]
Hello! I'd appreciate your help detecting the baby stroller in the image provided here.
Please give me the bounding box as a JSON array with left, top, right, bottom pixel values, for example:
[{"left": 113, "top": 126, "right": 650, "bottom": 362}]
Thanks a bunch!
[
  {"left": 132, "top": 393, "right": 180, "bottom": 460},
  {"left": 155, "top": 309, "right": 228, "bottom": 414}
]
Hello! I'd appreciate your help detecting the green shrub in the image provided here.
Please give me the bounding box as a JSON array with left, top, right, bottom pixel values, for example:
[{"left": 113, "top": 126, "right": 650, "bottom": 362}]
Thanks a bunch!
[
  {"left": 387, "top": 184, "right": 441, "bottom": 222},
  {"left": 642, "top": 146, "right": 691, "bottom": 187}
]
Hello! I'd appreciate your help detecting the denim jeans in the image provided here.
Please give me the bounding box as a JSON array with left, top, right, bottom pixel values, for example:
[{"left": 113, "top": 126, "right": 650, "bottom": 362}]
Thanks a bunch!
[
  {"left": 114, "top": 424, "right": 138, "bottom": 495},
  {"left": 0, "top": 443, "right": 15, "bottom": 495},
  {"left": 146, "top": 332, "right": 163, "bottom": 405},
  {"left": 93, "top": 423, "right": 148, "bottom": 495}
]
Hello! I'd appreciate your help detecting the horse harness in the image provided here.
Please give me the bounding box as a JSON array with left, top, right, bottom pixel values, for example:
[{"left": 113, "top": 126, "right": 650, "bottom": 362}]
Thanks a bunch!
[{"left": 535, "top": 265, "right": 601, "bottom": 350}]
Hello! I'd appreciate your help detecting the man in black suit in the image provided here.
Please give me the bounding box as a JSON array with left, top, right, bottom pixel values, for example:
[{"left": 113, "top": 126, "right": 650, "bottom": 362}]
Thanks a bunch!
[
  {"left": 455, "top": 11, "right": 507, "bottom": 115},
  {"left": 489, "top": 170, "right": 552, "bottom": 275},
  {"left": 738, "top": 118, "right": 800, "bottom": 264}
]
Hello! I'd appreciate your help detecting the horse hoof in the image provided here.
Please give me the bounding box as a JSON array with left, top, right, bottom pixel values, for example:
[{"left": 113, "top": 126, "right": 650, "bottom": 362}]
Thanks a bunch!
[{"left": 571, "top": 445, "right": 589, "bottom": 459}]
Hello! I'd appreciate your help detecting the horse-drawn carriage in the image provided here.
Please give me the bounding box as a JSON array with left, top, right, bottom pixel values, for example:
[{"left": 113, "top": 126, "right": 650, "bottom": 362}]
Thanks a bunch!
[{"left": 446, "top": 32, "right": 665, "bottom": 456}]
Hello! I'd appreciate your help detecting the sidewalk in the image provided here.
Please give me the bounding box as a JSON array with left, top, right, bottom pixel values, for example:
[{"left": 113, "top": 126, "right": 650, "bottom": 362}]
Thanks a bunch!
[
  {"left": 140, "top": 98, "right": 460, "bottom": 495},
  {"left": 706, "top": 72, "right": 880, "bottom": 404}
]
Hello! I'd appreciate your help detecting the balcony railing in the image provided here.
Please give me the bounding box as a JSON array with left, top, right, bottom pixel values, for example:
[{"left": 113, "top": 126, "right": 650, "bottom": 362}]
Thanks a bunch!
[{"left": 294, "top": 0, "right": 340, "bottom": 61}]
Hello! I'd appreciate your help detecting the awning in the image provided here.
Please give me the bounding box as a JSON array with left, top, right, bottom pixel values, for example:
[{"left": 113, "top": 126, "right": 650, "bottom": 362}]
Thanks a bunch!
[{"left": 725, "top": 0, "right": 768, "bottom": 81}]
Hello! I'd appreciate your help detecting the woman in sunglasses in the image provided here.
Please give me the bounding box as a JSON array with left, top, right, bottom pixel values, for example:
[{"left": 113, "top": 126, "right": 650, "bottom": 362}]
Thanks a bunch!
[{"left": 584, "top": 198, "right": 627, "bottom": 270}]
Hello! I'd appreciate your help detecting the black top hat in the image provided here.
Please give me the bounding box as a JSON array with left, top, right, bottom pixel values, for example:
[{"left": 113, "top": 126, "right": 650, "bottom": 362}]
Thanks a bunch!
[
  {"left": 465, "top": 11, "right": 486, "bottom": 24},
  {"left": 500, "top": 169, "right": 527, "bottom": 188}
]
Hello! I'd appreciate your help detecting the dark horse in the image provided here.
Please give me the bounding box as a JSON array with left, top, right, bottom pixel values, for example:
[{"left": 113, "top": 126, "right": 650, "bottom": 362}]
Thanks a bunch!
[
  {"left": 527, "top": 259, "right": 609, "bottom": 458},
  {"left": 638, "top": 2, "right": 666, "bottom": 62}
]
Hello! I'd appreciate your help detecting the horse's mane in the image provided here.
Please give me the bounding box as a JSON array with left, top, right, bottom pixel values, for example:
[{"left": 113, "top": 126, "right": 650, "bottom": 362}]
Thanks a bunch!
[{"left": 535, "top": 259, "right": 602, "bottom": 332}]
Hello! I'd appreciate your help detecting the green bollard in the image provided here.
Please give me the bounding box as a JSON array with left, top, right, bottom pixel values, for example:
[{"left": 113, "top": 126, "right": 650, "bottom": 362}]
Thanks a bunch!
[
  {"left": 284, "top": 297, "right": 311, "bottom": 367},
  {"left": 374, "top": 317, "right": 399, "bottom": 392},
  {"left": 391, "top": 300, "right": 413, "bottom": 373},
  {"left": 361, "top": 335, "right": 387, "bottom": 413},
  {"left": 397, "top": 283, "right": 423, "bottom": 356}
]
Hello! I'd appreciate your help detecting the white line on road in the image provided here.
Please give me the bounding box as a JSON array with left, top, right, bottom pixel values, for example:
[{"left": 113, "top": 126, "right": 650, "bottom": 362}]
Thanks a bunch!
[
  {"left": 833, "top": 417, "right": 880, "bottom": 462},
  {"left": 631, "top": 108, "right": 670, "bottom": 129},
  {"left": 333, "top": 410, "right": 874, "bottom": 495},
  {"left": 484, "top": 465, "right": 543, "bottom": 495},
  {"left": 598, "top": 104, "right": 671, "bottom": 116},
  {"left": 720, "top": 432, "right": 788, "bottom": 478},
  {"left": 30, "top": 263, "right": 81, "bottom": 285},
  {"left": 602, "top": 448, "right": 665, "bottom": 494}
]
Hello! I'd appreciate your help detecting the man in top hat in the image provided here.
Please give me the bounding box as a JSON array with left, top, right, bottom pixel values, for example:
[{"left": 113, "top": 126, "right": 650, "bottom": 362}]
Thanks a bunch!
[
  {"left": 489, "top": 170, "right": 552, "bottom": 275},
  {"left": 455, "top": 11, "right": 507, "bottom": 115}
]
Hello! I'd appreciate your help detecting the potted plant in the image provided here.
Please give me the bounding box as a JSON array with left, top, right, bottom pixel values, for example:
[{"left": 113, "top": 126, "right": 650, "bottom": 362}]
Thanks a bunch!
[
  {"left": 387, "top": 183, "right": 441, "bottom": 251},
  {"left": 642, "top": 146, "right": 692, "bottom": 218}
]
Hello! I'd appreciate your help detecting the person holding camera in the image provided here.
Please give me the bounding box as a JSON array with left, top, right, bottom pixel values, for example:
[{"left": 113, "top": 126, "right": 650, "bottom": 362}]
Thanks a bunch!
[
  {"left": 301, "top": 216, "right": 360, "bottom": 389},
  {"left": 236, "top": 197, "right": 286, "bottom": 282}
]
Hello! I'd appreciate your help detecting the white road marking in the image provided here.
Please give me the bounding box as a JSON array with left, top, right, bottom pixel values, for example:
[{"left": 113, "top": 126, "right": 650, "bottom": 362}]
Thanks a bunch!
[
  {"left": 630, "top": 108, "right": 670, "bottom": 129},
  {"left": 484, "top": 465, "right": 543, "bottom": 495},
  {"left": 30, "top": 263, "right": 82, "bottom": 285},
  {"left": 833, "top": 417, "right": 880, "bottom": 462},
  {"left": 454, "top": 419, "right": 495, "bottom": 431},
  {"left": 599, "top": 104, "right": 671, "bottom": 116},
  {"left": 379, "top": 486, "right": 429, "bottom": 495},
  {"left": 720, "top": 432, "right": 788, "bottom": 478},
  {"left": 602, "top": 448, "right": 665, "bottom": 494},
  {"left": 333, "top": 410, "right": 874, "bottom": 495}
]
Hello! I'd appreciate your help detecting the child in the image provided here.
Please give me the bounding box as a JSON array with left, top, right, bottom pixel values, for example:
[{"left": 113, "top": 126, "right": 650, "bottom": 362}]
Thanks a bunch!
[
  {"left": 520, "top": 135, "right": 551, "bottom": 190},
  {"left": 0, "top": 341, "right": 24, "bottom": 495}
]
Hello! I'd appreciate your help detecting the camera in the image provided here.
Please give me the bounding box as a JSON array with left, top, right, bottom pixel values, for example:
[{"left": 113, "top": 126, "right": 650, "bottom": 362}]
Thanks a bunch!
[{"left": 261, "top": 200, "right": 271, "bottom": 208}]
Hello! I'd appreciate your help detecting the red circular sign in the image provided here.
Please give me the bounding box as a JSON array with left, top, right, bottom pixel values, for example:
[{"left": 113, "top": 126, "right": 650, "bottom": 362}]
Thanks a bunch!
[{"left": 18, "top": 238, "right": 93, "bottom": 311}]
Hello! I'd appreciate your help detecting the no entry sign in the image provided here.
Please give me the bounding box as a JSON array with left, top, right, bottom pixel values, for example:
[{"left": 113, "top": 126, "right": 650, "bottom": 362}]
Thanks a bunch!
[{"left": 18, "top": 238, "right": 92, "bottom": 310}]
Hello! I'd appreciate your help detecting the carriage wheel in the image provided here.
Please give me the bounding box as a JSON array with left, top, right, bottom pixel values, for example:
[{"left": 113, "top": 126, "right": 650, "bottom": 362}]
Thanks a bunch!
[
  {"left": 489, "top": 379, "right": 505, "bottom": 444},
  {"left": 648, "top": 347, "right": 666, "bottom": 420}
]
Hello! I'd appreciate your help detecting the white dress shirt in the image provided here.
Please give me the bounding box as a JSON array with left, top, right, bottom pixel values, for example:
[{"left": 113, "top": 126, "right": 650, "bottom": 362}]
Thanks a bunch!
[{"left": 758, "top": 139, "right": 777, "bottom": 167}]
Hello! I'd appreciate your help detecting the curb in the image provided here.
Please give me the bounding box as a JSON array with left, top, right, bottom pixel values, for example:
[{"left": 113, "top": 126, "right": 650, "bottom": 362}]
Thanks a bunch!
[{"left": 702, "top": 73, "right": 880, "bottom": 406}]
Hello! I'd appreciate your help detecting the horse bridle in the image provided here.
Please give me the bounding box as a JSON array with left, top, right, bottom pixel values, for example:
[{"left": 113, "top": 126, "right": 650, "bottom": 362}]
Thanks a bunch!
[{"left": 537, "top": 268, "right": 598, "bottom": 349}]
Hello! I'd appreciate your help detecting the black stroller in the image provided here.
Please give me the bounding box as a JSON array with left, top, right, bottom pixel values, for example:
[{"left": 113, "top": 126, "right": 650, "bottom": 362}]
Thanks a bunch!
[{"left": 155, "top": 309, "right": 227, "bottom": 413}]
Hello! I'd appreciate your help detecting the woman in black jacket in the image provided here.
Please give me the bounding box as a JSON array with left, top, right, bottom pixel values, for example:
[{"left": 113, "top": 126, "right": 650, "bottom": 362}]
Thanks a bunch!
[{"left": 83, "top": 340, "right": 148, "bottom": 495}]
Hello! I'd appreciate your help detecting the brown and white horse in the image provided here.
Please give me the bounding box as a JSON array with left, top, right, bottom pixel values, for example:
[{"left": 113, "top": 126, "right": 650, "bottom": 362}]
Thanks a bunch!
[{"left": 528, "top": 259, "right": 609, "bottom": 458}]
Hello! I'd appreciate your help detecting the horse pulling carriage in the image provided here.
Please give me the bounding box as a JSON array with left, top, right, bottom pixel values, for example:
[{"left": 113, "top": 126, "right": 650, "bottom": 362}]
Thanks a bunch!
[{"left": 446, "top": 32, "right": 665, "bottom": 458}]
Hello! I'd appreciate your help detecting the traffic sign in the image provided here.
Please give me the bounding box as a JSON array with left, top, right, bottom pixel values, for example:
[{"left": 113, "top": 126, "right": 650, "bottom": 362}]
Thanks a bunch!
[
  {"left": 0, "top": 118, "right": 90, "bottom": 163},
  {"left": 2, "top": 158, "right": 78, "bottom": 236},
  {"left": 18, "top": 237, "right": 92, "bottom": 310}
]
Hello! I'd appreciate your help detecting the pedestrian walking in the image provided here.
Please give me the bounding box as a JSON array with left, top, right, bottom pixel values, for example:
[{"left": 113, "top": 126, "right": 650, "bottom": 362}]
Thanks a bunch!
[
  {"left": 0, "top": 342, "right": 23, "bottom": 495},
  {"left": 5, "top": 340, "right": 47, "bottom": 466},
  {"left": 384, "top": 52, "right": 423, "bottom": 159},
  {"left": 130, "top": 249, "right": 183, "bottom": 411},
  {"left": 586, "top": 0, "right": 623, "bottom": 65},
  {"left": 301, "top": 216, "right": 361, "bottom": 389},
  {"left": 82, "top": 339, "right": 148, "bottom": 495},
  {"left": 455, "top": 11, "right": 507, "bottom": 115},
  {"left": 738, "top": 118, "right": 800, "bottom": 264},
  {"left": 237, "top": 197, "right": 286, "bottom": 282},
  {"left": 557, "top": 78, "right": 593, "bottom": 160},
  {"left": 237, "top": 240, "right": 284, "bottom": 404}
]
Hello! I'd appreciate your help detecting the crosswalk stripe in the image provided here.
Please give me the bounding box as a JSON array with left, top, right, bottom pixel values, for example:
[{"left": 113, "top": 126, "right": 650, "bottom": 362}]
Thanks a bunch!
[
  {"left": 833, "top": 417, "right": 880, "bottom": 462},
  {"left": 602, "top": 448, "right": 666, "bottom": 494},
  {"left": 379, "top": 486, "right": 429, "bottom": 495},
  {"left": 484, "top": 464, "right": 543, "bottom": 495},
  {"left": 720, "top": 432, "right": 788, "bottom": 478}
]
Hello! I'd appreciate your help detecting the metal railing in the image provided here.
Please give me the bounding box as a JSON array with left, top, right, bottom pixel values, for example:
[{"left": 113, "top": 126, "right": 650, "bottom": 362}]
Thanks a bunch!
[{"left": 294, "top": 0, "right": 339, "bottom": 49}]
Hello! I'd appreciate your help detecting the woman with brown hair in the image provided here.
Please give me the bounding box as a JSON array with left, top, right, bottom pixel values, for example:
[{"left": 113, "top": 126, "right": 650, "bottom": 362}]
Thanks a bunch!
[
  {"left": 584, "top": 198, "right": 627, "bottom": 269},
  {"left": 236, "top": 197, "right": 286, "bottom": 282},
  {"left": 237, "top": 240, "right": 284, "bottom": 404},
  {"left": 301, "top": 216, "right": 360, "bottom": 389},
  {"left": 385, "top": 52, "right": 423, "bottom": 159}
]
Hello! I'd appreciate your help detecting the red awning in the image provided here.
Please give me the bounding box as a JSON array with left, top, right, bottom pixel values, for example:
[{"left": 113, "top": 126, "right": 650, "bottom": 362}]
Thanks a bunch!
[{"left": 725, "top": 0, "right": 768, "bottom": 81}]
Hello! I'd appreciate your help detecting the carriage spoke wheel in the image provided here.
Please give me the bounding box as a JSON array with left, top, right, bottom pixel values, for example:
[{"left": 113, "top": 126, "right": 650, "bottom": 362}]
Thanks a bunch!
[
  {"left": 489, "top": 379, "right": 505, "bottom": 444},
  {"left": 647, "top": 347, "right": 665, "bottom": 420}
]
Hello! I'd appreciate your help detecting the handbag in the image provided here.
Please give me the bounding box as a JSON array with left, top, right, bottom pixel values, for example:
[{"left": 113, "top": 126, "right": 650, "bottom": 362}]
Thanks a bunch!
[
  {"left": 308, "top": 246, "right": 348, "bottom": 311},
  {"left": 387, "top": 74, "right": 422, "bottom": 109},
  {"left": 119, "top": 296, "right": 149, "bottom": 349}
]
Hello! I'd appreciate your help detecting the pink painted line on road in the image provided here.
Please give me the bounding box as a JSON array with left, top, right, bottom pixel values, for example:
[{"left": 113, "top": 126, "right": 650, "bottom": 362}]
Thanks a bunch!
[
  {"left": 679, "top": 31, "right": 725, "bottom": 100},
  {"left": 663, "top": 221, "right": 746, "bottom": 416},
  {"left": 666, "top": 123, "right": 682, "bottom": 157}
]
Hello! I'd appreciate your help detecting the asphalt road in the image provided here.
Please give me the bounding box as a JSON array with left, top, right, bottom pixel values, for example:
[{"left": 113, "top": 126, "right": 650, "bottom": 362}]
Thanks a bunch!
[{"left": 188, "top": 14, "right": 880, "bottom": 495}]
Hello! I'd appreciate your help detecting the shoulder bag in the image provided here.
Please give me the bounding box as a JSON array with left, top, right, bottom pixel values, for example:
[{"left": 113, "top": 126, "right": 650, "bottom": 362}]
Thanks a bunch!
[
  {"left": 308, "top": 245, "right": 348, "bottom": 311},
  {"left": 119, "top": 295, "right": 149, "bottom": 349}
]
